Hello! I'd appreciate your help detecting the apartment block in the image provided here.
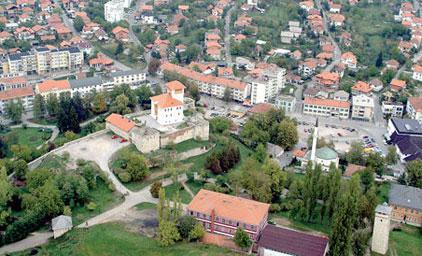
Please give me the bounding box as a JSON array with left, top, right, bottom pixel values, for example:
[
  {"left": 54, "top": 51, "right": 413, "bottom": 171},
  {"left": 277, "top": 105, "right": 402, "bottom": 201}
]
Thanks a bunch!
[
  {"left": 406, "top": 96, "right": 422, "bottom": 124},
  {"left": 303, "top": 97, "right": 350, "bottom": 119},
  {"left": 246, "top": 64, "right": 286, "bottom": 104},
  {"left": 382, "top": 101, "right": 404, "bottom": 118},
  {"left": 351, "top": 94, "right": 374, "bottom": 121}
]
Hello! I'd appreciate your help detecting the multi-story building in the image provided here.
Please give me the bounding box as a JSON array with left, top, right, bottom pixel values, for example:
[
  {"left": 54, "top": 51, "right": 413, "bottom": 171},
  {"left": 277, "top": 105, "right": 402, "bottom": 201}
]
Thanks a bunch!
[
  {"left": 109, "top": 70, "right": 147, "bottom": 88},
  {"left": 0, "top": 75, "right": 28, "bottom": 91},
  {"left": 246, "top": 64, "right": 286, "bottom": 104},
  {"left": 6, "top": 47, "right": 83, "bottom": 75},
  {"left": 351, "top": 94, "right": 374, "bottom": 121},
  {"left": 187, "top": 189, "right": 270, "bottom": 240},
  {"left": 387, "top": 118, "right": 422, "bottom": 162},
  {"left": 389, "top": 184, "right": 422, "bottom": 227},
  {"left": 275, "top": 95, "right": 296, "bottom": 112},
  {"left": 150, "top": 81, "right": 184, "bottom": 125},
  {"left": 104, "top": 0, "right": 126, "bottom": 23},
  {"left": 412, "top": 64, "right": 422, "bottom": 81},
  {"left": 303, "top": 97, "right": 350, "bottom": 119},
  {"left": 407, "top": 96, "right": 422, "bottom": 124},
  {"left": 161, "top": 62, "right": 249, "bottom": 102},
  {"left": 0, "top": 86, "right": 34, "bottom": 113},
  {"left": 382, "top": 101, "right": 404, "bottom": 118}
]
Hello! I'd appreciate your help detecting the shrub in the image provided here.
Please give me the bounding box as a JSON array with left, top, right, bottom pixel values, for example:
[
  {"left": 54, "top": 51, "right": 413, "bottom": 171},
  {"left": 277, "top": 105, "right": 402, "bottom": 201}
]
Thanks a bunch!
[
  {"left": 150, "top": 181, "right": 162, "bottom": 198},
  {"left": 234, "top": 228, "right": 252, "bottom": 249},
  {"left": 86, "top": 202, "right": 97, "bottom": 211},
  {"left": 188, "top": 223, "right": 205, "bottom": 241},
  {"left": 118, "top": 172, "right": 131, "bottom": 183},
  {"left": 177, "top": 215, "right": 197, "bottom": 240},
  {"left": 269, "top": 203, "right": 281, "bottom": 213}
]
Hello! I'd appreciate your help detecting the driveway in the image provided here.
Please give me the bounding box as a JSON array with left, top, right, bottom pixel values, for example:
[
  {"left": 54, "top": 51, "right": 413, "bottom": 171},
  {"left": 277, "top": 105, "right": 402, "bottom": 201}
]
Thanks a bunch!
[
  {"left": 0, "top": 232, "right": 53, "bottom": 255},
  {"left": 55, "top": 133, "right": 131, "bottom": 195}
]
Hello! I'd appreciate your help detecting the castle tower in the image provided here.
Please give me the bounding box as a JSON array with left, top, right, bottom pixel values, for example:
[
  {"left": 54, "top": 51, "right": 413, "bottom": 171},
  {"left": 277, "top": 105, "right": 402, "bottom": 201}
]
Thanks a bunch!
[
  {"left": 371, "top": 203, "right": 392, "bottom": 255},
  {"left": 310, "top": 118, "right": 319, "bottom": 166}
]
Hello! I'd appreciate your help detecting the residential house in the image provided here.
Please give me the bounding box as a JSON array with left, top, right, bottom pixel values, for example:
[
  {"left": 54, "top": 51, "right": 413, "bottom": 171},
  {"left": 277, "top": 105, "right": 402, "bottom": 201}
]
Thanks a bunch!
[
  {"left": 332, "top": 90, "right": 349, "bottom": 101},
  {"left": 341, "top": 52, "right": 357, "bottom": 69},
  {"left": 187, "top": 189, "right": 270, "bottom": 240},
  {"left": 328, "top": 13, "right": 345, "bottom": 27},
  {"left": 386, "top": 60, "right": 400, "bottom": 71},
  {"left": 150, "top": 81, "right": 184, "bottom": 125},
  {"left": 298, "top": 59, "right": 318, "bottom": 77},
  {"left": 275, "top": 95, "right": 296, "bottom": 112},
  {"left": 387, "top": 118, "right": 422, "bottom": 162},
  {"left": 407, "top": 96, "right": 422, "bottom": 124},
  {"left": 382, "top": 101, "right": 404, "bottom": 118},
  {"left": 390, "top": 79, "right": 406, "bottom": 91},
  {"left": 52, "top": 215, "right": 73, "bottom": 239},
  {"left": 104, "top": 0, "right": 125, "bottom": 23},
  {"left": 0, "top": 86, "right": 34, "bottom": 113},
  {"left": 246, "top": 63, "right": 286, "bottom": 104},
  {"left": 412, "top": 64, "right": 422, "bottom": 81},
  {"left": 112, "top": 26, "right": 129, "bottom": 42},
  {"left": 351, "top": 81, "right": 372, "bottom": 95},
  {"left": 315, "top": 71, "right": 340, "bottom": 89}
]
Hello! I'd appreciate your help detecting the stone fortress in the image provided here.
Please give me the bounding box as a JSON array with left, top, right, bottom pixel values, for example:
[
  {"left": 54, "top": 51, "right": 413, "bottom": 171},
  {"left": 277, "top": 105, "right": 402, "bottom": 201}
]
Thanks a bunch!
[{"left": 105, "top": 81, "right": 209, "bottom": 153}]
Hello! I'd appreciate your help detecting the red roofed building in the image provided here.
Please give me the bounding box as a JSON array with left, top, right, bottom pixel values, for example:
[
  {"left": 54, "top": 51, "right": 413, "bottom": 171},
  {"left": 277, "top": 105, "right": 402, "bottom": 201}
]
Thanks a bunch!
[
  {"left": 0, "top": 86, "right": 34, "bottom": 112},
  {"left": 249, "top": 103, "right": 274, "bottom": 115},
  {"left": 341, "top": 52, "right": 357, "bottom": 69},
  {"left": 344, "top": 164, "right": 366, "bottom": 177},
  {"left": 150, "top": 81, "right": 185, "bottom": 125},
  {"left": 112, "top": 26, "right": 129, "bottom": 42},
  {"left": 390, "top": 79, "right": 406, "bottom": 91},
  {"left": 105, "top": 113, "right": 136, "bottom": 139},
  {"left": 89, "top": 53, "right": 113, "bottom": 70},
  {"left": 412, "top": 64, "right": 422, "bottom": 81},
  {"left": 187, "top": 189, "right": 270, "bottom": 240},
  {"left": 303, "top": 97, "right": 350, "bottom": 119},
  {"left": 352, "top": 81, "right": 372, "bottom": 95},
  {"left": 36, "top": 80, "right": 71, "bottom": 97},
  {"left": 315, "top": 71, "right": 340, "bottom": 89}
]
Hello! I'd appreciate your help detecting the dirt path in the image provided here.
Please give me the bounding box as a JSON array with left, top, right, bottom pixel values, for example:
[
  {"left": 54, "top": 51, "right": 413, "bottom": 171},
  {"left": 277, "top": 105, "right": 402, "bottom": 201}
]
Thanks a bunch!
[
  {"left": 0, "top": 232, "right": 53, "bottom": 255},
  {"left": 181, "top": 181, "right": 195, "bottom": 198}
]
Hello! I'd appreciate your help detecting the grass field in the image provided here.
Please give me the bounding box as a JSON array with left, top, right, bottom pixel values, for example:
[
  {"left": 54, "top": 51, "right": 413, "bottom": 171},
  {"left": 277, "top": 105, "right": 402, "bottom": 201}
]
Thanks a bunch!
[
  {"left": 384, "top": 225, "right": 422, "bottom": 256},
  {"left": 271, "top": 209, "right": 331, "bottom": 235},
  {"left": 164, "top": 182, "right": 192, "bottom": 204},
  {"left": 37, "top": 154, "right": 68, "bottom": 170},
  {"left": 12, "top": 223, "right": 240, "bottom": 256},
  {"left": 0, "top": 127, "right": 52, "bottom": 148},
  {"left": 72, "top": 180, "right": 124, "bottom": 225},
  {"left": 376, "top": 182, "right": 391, "bottom": 205},
  {"left": 135, "top": 202, "right": 157, "bottom": 211},
  {"left": 172, "top": 139, "right": 210, "bottom": 153}
]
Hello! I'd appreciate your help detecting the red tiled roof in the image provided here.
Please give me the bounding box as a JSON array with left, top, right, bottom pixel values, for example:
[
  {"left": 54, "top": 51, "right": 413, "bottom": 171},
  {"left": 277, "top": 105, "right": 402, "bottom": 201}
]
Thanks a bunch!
[
  {"left": 293, "top": 149, "right": 306, "bottom": 158},
  {"left": 304, "top": 97, "right": 350, "bottom": 108},
  {"left": 166, "top": 80, "right": 185, "bottom": 91},
  {"left": 106, "top": 113, "right": 135, "bottom": 133},
  {"left": 249, "top": 103, "right": 274, "bottom": 114},
  {"left": 150, "top": 93, "right": 183, "bottom": 108},
  {"left": 37, "top": 80, "right": 70, "bottom": 93},
  {"left": 390, "top": 79, "right": 406, "bottom": 89},
  {"left": 188, "top": 189, "right": 270, "bottom": 225},
  {"left": 258, "top": 225, "right": 329, "bottom": 256},
  {"left": 408, "top": 97, "right": 422, "bottom": 112},
  {"left": 352, "top": 81, "right": 372, "bottom": 94},
  {"left": 344, "top": 164, "right": 366, "bottom": 177},
  {"left": 0, "top": 87, "right": 33, "bottom": 101}
]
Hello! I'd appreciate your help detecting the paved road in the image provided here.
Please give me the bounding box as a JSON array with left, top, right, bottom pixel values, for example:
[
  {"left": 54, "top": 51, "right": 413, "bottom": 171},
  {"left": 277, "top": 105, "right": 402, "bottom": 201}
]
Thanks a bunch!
[
  {"left": 315, "top": 0, "right": 341, "bottom": 72},
  {"left": 0, "top": 232, "right": 53, "bottom": 255},
  {"left": 224, "top": 5, "right": 235, "bottom": 64}
]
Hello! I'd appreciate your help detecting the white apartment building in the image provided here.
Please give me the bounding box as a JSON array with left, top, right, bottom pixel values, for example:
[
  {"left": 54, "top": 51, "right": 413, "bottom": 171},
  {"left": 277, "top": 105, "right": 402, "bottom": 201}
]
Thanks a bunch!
[
  {"left": 150, "top": 81, "right": 184, "bottom": 125},
  {"left": 352, "top": 94, "right": 374, "bottom": 121},
  {"left": 412, "top": 65, "right": 422, "bottom": 81},
  {"left": 0, "top": 87, "right": 34, "bottom": 113},
  {"left": 381, "top": 101, "right": 404, "bottom": 118},
  {"left": 247, "top": 66, "right": 286, "bottom": 104},
  {"left": 275, "top": 95, "right": 296, "bottom": 112},
  {"left": 303, "top": 97, "right": 350, "bottom": 119},
  {"left": 6, "top": 52, "right": 37, "bottom": 74},
  {"left": 110, "top": 70, "right": 147, "bottom": 88},
  {"left": 104, "top": 0, "right": 126, "bottom": 23},
  {"left": 406, "top": 97, "right": 422, "bottom": 124}
]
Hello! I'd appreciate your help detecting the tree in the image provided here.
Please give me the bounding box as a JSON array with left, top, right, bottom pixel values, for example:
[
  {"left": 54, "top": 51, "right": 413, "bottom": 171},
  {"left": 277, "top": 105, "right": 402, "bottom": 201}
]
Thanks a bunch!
[
  {"left": 33, "top": 95, "right": 46, "bottom": 120},
  {"left": 375, "top": 52, "right": 383, "bottom": 68},
  {"left": 110, "top": 94, "right": 131, "bottom": 114},
  {"left": 405, "top": 160, "right": 422, "bottom": 188},
  {"left": 239, "top": 158, "right": 272, "bottom": 203},
  {"left": 177, "top": 215, "right": 197, "bottom": 240},
  {"left": 92, "top": 93, "right": 108, "bottom": 113},
  {"left": 276, "top": 118, "right": 298, "bottom": 149},
  {"left": 5, "top": 100, "right": 24, "bottom": 123},
  {"left": 366, "top": 152, "right": 385, "bottom": 177},
  {"left": 0, "top": 166, "right": 13, "bottom": 207},
  {"left": 0, "top": 138, "right": 8, "bottom": 158},
  {"left": 254, "top": 143, "right": 267, "bottom": 163},
  {"left": 46, "top": 94, "right": 59, "bottom": 116},
  {"left": 223, "top": 87, "right": 231, "bottom": 102},
  {"left": 209, "top": 117, "right": 232, "bottom": 134},
  {"left": 126, "top": 154, "right": 150, "bottom": 181},
  {"left": 148, "top": 58, "right": 161, "bottom": 75},
  {"left": 55, "top": 172, "right": 89, "bottom": 206},
  {"left": 10, "top": 144, "right": 32, "bottom": 161},
  {"left": 234, "top": 228, "right": 252, "bottom": 249},
  {"left": 157, "top": 220, "right": 181, "bottom": 246},
  {"left": 12, "top": 159, "right": 29, "bottom": 180},
  {"left": 26, "top": 168, "right": 54, "bottom": 191},
  {"left": 185, "top": 44, "right": 200, "bottom": 63},
  {"left": 23, "top": 181, "right": 64, "bottom": 217},
  {"left": 385, "top": 146, "right": 398, "bottom": 165},
  {"left": 262, "top": 158, "right": 286, "bottom": 201},
  {"left": 68, "top": 106, "right": 81, "bottom": 133},
  {"left": 323, "top": 165, "right": 341, "bottom": 220},
  {"left": 188, "top": 223, "right": 205, "bottom": 241},
  {"left": 136, "top": 85, "right": 153, "bottom": 107},
  {"left": 346, "top": 141, "right": 365, "bottom": 165},
  {"left": 150, "top": 181, "right": 162, "bottom": 198},
  {"left": 115, "top": 42, "right": 124, "bottom": 55},
  {"left": 302, "top": 163, "right": 322, "bottom": 222},
  {"left": 74, "top": 16, "right": 85, "bottom": 32}
]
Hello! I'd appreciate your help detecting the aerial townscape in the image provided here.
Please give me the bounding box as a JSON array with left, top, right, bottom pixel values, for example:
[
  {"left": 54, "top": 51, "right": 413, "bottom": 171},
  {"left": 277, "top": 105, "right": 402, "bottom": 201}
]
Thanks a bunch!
[{"left": 0, "top": 0, "right": 421, "bottom": 255}]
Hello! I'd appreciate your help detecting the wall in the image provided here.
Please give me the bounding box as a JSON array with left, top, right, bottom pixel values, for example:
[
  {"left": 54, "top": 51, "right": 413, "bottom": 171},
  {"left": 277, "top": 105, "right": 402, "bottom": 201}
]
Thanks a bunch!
[
  {"left": 390, "top": 205, "right": 422, "bottom": 227},
  {"left": 160, "top": 120, "right": 209, "bottom": 147},
  {"left": 131, "top": 126, "right": 160, "bottom": 153},
  {"left": 105, "top": 122, "right": 130, "bottom": 140}
]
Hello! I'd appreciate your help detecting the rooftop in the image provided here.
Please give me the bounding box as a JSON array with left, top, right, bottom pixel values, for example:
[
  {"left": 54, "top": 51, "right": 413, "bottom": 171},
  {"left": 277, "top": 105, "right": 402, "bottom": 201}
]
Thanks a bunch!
[
  {"left": 52, "top": 215, "right": 72, "bottom": 230},
  {"left": 106, "top": 113, "right": 136, "bottom": 133},
  {"left": 0, "top": 86, "right": 33, "bottom": 100},
  {"left": 258, "top": 225, "right": 329, "bottom": 256},
  {"left": 389, "top": 184, "right": 422, "bottom": 211},
  {"left": 316, "top": 147, "right": 338, "bottom": 160},
  {"left": 249, "top": 103, "right": 274, "bottom": 114},
  {"left": 37, "top": 80, "right": 71, "bottom": 93},
  {"left": 391, "top": 118, "right": 422, "bottom": 135},
  {"left": 150, "top": 93, "right": 183, "bottom": 109},
  {"left": 187, "top": 189, "right": 270, "bottom": 225}
]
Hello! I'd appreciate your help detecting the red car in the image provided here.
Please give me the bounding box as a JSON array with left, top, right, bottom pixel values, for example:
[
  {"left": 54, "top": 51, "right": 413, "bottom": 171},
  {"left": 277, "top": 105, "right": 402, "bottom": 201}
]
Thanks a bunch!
[
  {"left": 120, "top": 139, "right": 128, "bottom": 143},
  {"left": 112, "top": 135, "right": 119, "bottom": 139}
]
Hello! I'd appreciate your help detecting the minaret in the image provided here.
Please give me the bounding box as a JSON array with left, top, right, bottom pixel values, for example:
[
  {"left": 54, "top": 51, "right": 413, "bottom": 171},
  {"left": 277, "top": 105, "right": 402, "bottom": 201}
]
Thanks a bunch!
[
  {"left": 371, "top": 203, "right": 392, "bottom": 255},
  {"left": 310, "top": 118, "right": 319, "bottom": 166}
]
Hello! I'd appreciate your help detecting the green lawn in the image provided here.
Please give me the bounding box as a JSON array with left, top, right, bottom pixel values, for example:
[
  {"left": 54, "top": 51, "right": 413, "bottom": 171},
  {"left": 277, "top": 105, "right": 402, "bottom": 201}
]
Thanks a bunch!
[
  {"left": 0, "top": 127, "right": 52, "bottom": 148},
  {"left": 12, "top": 223, "right": 239, "bottom": 256},
  {"left": 172, "top": 139, "right": 210, "bottom": 153},
  {"left": 387, "top": 225, "right": 422, "bottom": 256},
  {"left": 164, "top": 182, "right": 192, "bottom": 204},
  {"left": 37, "top": 154, "right": 68, "bottom": 170},
  {"left": 376, "top": 182, "right": 391, "bottom": 205},
  {"left": 72, "top": 180, "right": 124, "bottom": 225},
  {"left": 270, "top": 209, "right": 331, "bottom": 235},
  {"left": 135, "top": 202, "right": 157, "bottom": 211},
  {"left": 185, "top": 180, "right": 204, "bottom": 195}
]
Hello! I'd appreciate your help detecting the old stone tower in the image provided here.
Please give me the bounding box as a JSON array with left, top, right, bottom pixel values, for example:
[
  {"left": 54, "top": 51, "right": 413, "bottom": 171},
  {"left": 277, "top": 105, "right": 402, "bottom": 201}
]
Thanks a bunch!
[{"left": 371, "top": 203, "right": 392, "bottom": 255}]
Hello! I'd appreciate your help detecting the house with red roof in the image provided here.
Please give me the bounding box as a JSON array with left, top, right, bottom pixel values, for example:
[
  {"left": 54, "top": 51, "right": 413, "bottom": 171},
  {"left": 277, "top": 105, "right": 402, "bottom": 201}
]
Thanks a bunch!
[
  {"left": 390, "top": 79, "right": 407, "bottom": 91},
  {"left": 105, "top": 113, "right": 136, "bottom": 140},
  {"left": 150, "top": 81, "right": 185, "bottom": 125},
  {"left": 315, "top": 71, "right": 340, "bottom": 89},
  {"left": 0, "top": 87, "right": 34, "bottom": 113},
  {"left": 35, "top": 80, "right": 71, "bottom": 97},
  {"left": 341, "top": 52, "right": 357, "bottom": 69},
  {"left": 412, "top": 64, "right": 422, "bottom": 81},
  {"left": 351, "top": 81, "right": 372, "bottom": 95},
  {"left": 89, "top": 53, "right": 113, "bottom": 70},
  {"left": 303, "top": 97, "right": 350, "bottom": 119},
  {"left": 112, "top": 26, "right": 129, "bottom": 42},
  {"left": 0, "top": 31, "right": 11, "bottom": 44},
  {"left": 328, "top": 13, "right": 345, "bottom": 27},
  {"left": 187, "top": 189, "right": 270, "bottom": 241}
]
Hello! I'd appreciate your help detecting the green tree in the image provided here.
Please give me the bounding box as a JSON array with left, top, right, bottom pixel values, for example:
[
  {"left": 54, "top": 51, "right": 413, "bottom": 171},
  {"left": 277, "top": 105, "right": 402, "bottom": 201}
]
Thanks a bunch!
[
  {"left": 322, "top": 164, "right": 341, "bottom": 220},
  {"left": 74, "top": 16, "right": 85, "bottom": 32},
  {"left": 375, "top": 52, "right": 383, "bottom": 67},
  {"left": 110, "top": 94, "right": 131, "bottom": 114},
  {"left": 136, "top": 85, "right": 153, "bottom": 107},
  {"left": 276, "top": 118, "right": 298, "bottom": 149},
  {"left": 239, "top": 158, "right": 272, "bottom": 202},
  {"left": 148, "top": 58, "right": 161, "bottom": 75},
  {"left": 185, "top": 44, "right": 200, "bottom": 63},
  {"left": 13, "top": 159, "right": 29, "bottom": 180},
  {"left": 115, "top": 42, "right": 124, "bottom": 55},
  {"left": 346, "top": 141, "right": 365, "bottom": 165},
  {"left": 150, "top": 181, "right": 162, "bottom": 198},
  {"left": 385, "top": 146, "right": 398, "bottom": 165},
  {"left": 0, "top": 166, "right": 13, "bottom": 206},
  {"left": 223, "top": 87, "right": 231, "bottom": 102},
  {"left": 33, "top": 94, "right": 46, "bottom": 120},
  {"left": 406, "top": 160, "right": 422, "bottom": 188},
  {"left": 209, "top": 117, "right": 232, "bottom": 133},
  {"left": 23, "top": 181, "right": 64, "bottom": 217},
  {"left": 177, "top": 215, "right": 197, "bottom": 240},
  {"left": 5, "top": 100, "right": 24, "bottom": 123},
  {"left": 234, "top": 228, "right": 252, "bottom": 249},
  {"left": 188, "top": 223, "right": 205, "bottom": 241},
  {"left": 26, "top": 168, "right": 54, "bottom": 191},
  {"left": 46, "top": 94, "right": 59, "bottom": 116},
  {"left": 254, "top": 143, "right": 267, "bottom": 163},
  {"left": 157, "top": 220, "right": 181, "bottom": 246},
  {"left": 92, "top": 93, "right": 108, "bottom": 113},
  {"left": 126, "top": 154, "right": 150, "bottom": 181},
  {"left": 302, "top": 163, "right": 322, "bottom": 222},
  {"left": 366, "top": 152, "right": 385, "bottom": 176},
  {"left": 262, "top": 158, "right": 287, "bottom": 201}
]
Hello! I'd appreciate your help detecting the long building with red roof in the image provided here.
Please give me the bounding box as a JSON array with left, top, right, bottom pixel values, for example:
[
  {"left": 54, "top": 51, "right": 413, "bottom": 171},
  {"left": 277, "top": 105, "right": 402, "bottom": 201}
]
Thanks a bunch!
[
  {"left": 303, "top": 97, "right": 350, "bottom": 119},
  {"left": 161, "top": 62, "right": 249, "bottom": 102}
]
